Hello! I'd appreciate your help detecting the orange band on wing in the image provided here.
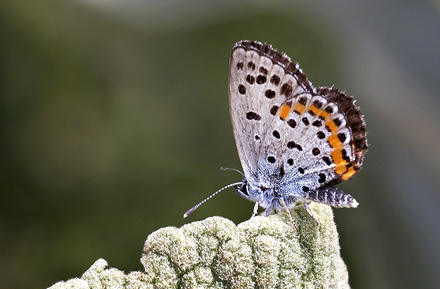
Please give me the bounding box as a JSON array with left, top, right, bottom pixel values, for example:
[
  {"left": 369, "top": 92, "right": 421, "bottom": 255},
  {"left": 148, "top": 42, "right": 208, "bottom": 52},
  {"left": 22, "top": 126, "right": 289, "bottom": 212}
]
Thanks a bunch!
[
  {"left": 327, "top": 134, "right": 342, "bottom": 149},
  {"left": 335, "top": 165, "right": 347, "bottom": 175},
  {"left": 342, "top": 166, "right": 356, "bottom": 180},
  {"left": 308, "top": 105, "right": 330, "bottom": 119},
  {"left": 331, "top": 149, "right": 346, "bottom": 165},
  {"left": 279, "top": 104, "right": 291, "bottom": 120},
  {"left": 293, "top": 103, "right": 306, "bottom": 115},
  {"left": 308, "top": 104, "right": 321, "bottom": 116},
  {"left": 326, "top": 119, "right": 339, "bottom": 133}
]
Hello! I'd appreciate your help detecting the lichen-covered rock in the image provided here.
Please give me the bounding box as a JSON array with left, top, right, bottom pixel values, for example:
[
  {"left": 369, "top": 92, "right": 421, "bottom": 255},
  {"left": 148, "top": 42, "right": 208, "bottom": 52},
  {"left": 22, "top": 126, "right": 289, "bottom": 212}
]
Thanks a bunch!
[{"left": 48, "top": 203, "right": 350, "bottom": 288}]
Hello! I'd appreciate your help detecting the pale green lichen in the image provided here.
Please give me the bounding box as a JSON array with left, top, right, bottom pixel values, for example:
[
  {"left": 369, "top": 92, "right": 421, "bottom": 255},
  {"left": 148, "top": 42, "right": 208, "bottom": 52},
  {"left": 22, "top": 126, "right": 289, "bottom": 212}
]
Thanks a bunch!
[{"left": 48, "top": 203, "right": 350, "bottom": 288}]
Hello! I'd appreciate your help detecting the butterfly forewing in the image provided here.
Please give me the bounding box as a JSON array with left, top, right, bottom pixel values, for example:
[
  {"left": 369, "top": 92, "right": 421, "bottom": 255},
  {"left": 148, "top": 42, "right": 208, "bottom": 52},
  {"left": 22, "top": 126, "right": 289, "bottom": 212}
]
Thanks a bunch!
[{"left": 229, "top": 42, "right": 307, "bottom": 185}]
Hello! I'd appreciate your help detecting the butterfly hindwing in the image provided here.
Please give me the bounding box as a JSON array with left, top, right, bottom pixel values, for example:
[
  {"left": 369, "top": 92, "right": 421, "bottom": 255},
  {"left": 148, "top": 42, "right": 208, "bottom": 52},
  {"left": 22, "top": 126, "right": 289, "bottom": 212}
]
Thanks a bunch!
[{"left": 274, "top": 91, "right": 365, "bottom": 196}]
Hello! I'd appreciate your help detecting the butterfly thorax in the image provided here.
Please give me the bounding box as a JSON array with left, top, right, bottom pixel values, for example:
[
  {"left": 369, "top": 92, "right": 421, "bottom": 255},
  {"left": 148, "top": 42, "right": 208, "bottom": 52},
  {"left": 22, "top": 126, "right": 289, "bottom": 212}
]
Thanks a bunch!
[{"left": 234, "top": 178, "right": 303, "bottom": 211}]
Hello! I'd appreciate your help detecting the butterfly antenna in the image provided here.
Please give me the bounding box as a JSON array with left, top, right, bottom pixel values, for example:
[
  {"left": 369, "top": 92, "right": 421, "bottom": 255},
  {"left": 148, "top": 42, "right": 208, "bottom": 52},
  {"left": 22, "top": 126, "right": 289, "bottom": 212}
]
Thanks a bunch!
[
  {"left": 220, "top": 167, "right": 245, "bottom": 177},
  {"left": 183, "top": 182, "right": 243, "bottom": 218}
]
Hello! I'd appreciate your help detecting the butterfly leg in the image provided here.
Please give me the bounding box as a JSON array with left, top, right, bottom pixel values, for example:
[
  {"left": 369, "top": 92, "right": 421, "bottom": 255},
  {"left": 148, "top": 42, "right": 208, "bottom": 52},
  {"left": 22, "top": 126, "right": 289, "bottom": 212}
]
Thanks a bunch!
[
  {"left": 264, "top": 207, "right": 273, "bottom": 217},
  {"left": 303, "top": 200, "right": 319, "bottom": 226},
  {"left": 251, "top": 202, "right": 259, "bottom": 218},
  {"left": 280, "top": 198, "right": 298, "bottom": 231}
]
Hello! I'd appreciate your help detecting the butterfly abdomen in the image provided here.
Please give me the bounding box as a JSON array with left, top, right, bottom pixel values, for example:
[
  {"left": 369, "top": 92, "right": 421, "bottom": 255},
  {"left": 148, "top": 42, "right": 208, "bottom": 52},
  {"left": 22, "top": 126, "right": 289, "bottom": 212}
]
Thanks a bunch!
[{"left": 304, "top": 186, "right": 359, "bottom": 208}]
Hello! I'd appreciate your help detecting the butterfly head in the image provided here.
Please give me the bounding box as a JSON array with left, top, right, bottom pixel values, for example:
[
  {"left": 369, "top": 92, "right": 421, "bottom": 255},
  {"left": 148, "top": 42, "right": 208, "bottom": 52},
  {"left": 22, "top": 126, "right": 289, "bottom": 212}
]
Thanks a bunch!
[
  {"left": 234, "top": 178, "right": 282, "bottom": 210},
  {"left": 233, "top": 178, "right": 249, "bottom": 198}
]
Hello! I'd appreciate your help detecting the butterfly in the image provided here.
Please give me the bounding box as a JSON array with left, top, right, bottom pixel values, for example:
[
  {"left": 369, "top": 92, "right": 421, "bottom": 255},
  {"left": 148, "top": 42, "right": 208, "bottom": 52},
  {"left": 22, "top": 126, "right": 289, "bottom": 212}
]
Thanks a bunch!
[{"left": 185, "top": 40, "right": 368, "bottom": 228}]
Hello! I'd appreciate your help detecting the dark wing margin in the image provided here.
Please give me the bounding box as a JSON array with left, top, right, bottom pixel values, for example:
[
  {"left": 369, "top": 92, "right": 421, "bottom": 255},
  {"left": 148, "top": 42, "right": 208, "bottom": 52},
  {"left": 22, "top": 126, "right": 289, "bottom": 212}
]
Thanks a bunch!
[{"left": 232, "top": 40, "right": 314, "bottom": 93}]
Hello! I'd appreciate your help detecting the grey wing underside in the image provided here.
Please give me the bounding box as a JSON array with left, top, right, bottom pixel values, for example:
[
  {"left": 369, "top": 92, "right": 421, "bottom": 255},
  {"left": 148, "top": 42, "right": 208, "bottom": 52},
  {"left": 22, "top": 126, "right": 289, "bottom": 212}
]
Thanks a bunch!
[
  {"left": 228, "top": 42, "right": 362, "bottom": 193},
  {"left": 229, "top": 46, "right": 306, "bottom": 186}
]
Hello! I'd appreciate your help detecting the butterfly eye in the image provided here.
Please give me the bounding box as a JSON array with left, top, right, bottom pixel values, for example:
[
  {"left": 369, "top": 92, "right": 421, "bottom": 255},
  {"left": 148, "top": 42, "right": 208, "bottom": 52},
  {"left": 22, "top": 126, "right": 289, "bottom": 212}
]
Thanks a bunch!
[{"left": 235, "top": 183, "right": 249, "bottom": 196}]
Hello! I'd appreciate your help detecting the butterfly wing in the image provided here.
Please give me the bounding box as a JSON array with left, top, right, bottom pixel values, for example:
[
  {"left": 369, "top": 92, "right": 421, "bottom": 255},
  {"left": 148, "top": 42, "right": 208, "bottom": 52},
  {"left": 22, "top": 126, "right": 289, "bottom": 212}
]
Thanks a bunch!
[
  {"left": 229, "top": 40, "right": 367, "bottom": 198},
  {"left": 260, "top": 88, "right": 368, "bottom": 197},
  {"left": 229, "top": 40, "right": 310, "bottom": 185}
]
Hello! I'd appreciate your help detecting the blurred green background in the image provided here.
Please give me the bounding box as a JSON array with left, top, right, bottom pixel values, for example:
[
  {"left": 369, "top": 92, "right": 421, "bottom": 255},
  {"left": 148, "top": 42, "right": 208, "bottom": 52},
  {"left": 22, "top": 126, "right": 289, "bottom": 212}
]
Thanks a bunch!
[{"left": 1, "top": 0, "right": 440, "bottom": 288}]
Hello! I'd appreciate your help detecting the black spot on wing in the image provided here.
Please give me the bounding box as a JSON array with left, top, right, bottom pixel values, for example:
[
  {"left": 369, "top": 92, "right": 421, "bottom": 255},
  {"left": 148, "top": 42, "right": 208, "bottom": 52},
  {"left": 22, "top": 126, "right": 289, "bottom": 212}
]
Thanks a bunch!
[
  {"left": 270, "top": 75, "right": 280, "bottom": 85},
  {"left": 259, "top": 67, "right": 268, "bottom": 74},
  {"left": 312, "top": 120, "right": 322, "bottom": 127},
  {"left": 302, "top": 117, "right": 309, "bottom": 125},
  {"left": 287, "top": 119, "right": 296, "bottom": 128},
  {"left": 238, "top": 84, "right": 246, "bottom": 94},
  {"left": 246, "top": 75, "right": 255, "bottom": 84},
  {"left": 322, "top": 156, "right": 332, "bottom": 166},
  {"left": 270, "top": 105, "right": 279, "bottom": 115},
  {"left": 256, "top": 75, "right": 267, "bottom": 84},
  {"left": 265, "top": 89, "right": 275, "bottom": 99},
  {"left": 312, "top": 148, "right": 320, "bottom": 156},
  {"left": 280, "top": 83, "right": 293, "bottom": 96},
  {"left": 246, "top": 112, "right": 261, "bottom": 120}
]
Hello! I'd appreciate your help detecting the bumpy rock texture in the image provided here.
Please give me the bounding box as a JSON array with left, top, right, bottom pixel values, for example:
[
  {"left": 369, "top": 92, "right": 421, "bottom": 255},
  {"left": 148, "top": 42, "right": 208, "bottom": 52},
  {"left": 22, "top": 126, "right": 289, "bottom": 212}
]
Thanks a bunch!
[{"left": 48, "top": 203, "right": 350, "bottom": 289}]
